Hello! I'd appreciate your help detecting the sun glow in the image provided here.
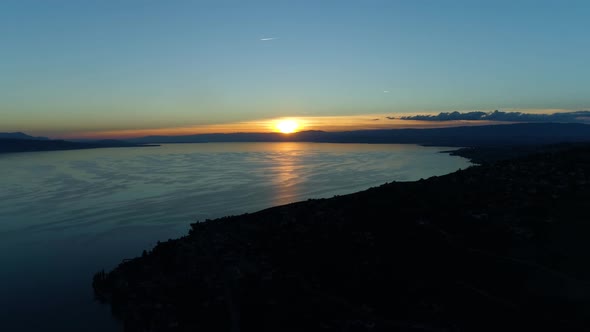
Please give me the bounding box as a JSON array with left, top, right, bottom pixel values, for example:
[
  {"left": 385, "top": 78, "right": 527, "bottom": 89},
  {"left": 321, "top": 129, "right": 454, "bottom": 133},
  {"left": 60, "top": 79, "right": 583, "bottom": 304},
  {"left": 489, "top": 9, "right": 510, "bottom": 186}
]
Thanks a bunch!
[{"left": 275, "top": 119, "right": 300, "bottom": 134}]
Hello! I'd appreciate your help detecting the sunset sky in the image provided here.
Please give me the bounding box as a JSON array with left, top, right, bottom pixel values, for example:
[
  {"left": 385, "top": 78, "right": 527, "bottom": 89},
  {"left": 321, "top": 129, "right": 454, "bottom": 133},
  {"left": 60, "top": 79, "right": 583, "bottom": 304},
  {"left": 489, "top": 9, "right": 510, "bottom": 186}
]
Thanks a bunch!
[{"left": 2, "top": 0, "right": 589, "bottom": 139}]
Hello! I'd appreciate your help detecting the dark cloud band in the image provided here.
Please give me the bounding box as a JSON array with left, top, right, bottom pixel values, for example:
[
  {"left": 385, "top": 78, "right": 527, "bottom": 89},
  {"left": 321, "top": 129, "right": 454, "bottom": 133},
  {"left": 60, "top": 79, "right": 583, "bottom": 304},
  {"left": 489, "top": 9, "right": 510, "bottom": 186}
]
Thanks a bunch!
[{"left": 390, "top": 110, "right": 590, "bottom": 123}]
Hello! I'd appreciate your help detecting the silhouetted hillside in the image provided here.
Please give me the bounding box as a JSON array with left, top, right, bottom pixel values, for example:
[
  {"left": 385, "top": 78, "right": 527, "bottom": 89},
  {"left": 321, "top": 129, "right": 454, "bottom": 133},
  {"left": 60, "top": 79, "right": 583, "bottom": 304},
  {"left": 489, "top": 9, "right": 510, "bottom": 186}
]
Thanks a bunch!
[
  {"left": 127, "top": 123, "right": 590, "bottom": 146},
  {"left": 94, "top": 145, "right": 590, "bottom": 332}
]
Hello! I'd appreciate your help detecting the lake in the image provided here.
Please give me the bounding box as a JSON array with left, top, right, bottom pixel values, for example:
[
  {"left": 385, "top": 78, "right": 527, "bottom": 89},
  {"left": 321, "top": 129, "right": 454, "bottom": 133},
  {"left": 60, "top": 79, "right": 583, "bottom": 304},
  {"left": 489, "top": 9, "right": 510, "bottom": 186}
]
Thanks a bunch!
[{"left": 0, "top": 142, "right": 471, "bottom": 331}]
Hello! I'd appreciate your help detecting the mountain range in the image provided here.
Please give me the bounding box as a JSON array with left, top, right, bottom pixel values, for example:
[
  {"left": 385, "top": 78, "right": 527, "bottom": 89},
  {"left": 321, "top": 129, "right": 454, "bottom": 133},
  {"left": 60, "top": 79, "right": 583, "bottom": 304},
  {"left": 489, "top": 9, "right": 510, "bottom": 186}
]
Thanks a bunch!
[
  {"left": 0, "top": 136, "right": 152, "bottom": 154},
  {"left": 3, "top": 123, "right": 590, "bottom": 154},
  {"left": 127, "top": 123, "right": 590, "bottom": 147}
]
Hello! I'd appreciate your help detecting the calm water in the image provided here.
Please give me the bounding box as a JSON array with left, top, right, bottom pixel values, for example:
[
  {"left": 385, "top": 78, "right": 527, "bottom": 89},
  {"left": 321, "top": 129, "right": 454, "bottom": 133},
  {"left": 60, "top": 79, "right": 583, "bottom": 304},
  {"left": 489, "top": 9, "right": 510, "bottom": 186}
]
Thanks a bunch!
[{"left": 0, "top": 142, "right": 470, "bottom": 331}]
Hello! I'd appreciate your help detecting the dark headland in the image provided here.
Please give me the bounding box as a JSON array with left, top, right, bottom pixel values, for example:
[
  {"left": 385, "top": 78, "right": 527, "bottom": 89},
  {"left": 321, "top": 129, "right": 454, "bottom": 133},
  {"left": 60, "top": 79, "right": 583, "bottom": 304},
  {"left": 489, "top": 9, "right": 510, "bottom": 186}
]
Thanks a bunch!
[{"left": 94, "top": 144, "right": 590, "bottom": 331}]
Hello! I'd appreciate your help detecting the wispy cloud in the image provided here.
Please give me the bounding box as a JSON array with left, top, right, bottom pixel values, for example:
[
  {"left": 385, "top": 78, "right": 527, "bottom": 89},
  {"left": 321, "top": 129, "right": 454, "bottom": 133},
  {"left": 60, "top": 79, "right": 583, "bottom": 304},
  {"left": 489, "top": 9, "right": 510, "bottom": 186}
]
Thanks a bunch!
[{"left": 260, "top": 37, "right": 278, "bottom": 41}]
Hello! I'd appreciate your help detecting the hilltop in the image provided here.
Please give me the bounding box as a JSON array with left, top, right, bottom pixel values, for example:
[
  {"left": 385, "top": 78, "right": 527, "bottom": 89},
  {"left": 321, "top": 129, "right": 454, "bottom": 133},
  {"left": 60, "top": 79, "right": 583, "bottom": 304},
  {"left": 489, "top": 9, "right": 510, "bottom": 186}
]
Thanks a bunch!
[{"left": 94, "top": 145, "right": 590, "bottom": 331}]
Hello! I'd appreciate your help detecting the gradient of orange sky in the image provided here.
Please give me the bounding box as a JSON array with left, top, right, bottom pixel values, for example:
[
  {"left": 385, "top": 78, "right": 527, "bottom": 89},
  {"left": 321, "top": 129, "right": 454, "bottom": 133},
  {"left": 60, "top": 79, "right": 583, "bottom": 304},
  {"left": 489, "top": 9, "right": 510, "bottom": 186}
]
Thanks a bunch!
[{"left": 55, "top": 109, "right": 574, "bottom": 139}]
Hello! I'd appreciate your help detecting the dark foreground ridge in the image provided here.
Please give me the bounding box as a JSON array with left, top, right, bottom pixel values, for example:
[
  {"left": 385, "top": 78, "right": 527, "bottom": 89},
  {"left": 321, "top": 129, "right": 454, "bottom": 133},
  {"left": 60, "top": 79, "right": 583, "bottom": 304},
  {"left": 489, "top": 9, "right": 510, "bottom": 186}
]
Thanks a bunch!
[{"left": 94, "top": 146, "right": 590, "bottom": 331}]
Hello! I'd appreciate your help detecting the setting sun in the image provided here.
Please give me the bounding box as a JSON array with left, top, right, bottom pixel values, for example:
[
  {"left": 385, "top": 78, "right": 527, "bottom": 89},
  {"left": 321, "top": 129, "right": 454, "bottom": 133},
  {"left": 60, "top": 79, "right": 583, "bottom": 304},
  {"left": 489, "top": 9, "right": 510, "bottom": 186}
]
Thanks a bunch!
[{"left": 275, "top": 119, "right": 300, "bottom": 134}]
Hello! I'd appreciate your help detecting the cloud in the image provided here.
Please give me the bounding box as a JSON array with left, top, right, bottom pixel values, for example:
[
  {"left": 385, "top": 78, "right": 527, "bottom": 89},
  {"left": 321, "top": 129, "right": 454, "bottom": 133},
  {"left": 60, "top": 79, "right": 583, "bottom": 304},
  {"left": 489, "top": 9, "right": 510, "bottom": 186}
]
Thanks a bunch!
[
  {"left": 390, "top": 110, "right": 590, "bottom": 123},
  {"left": 260, "top": 37, "right": 278, "bottom": 41}
]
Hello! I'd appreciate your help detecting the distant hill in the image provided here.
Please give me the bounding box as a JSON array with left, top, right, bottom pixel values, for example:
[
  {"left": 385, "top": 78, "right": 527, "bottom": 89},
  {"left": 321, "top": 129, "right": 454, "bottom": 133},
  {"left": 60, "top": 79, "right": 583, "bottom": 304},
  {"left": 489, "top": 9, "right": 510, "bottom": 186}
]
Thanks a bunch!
[
  {"left": 0, "top": 138, "right": 154, "bottom": 154},
  {"left": 127, "top": 123, "right": 590, "bottom": 147},
  {"left": 0, "top": 132, "right": 48, "bottom": 140}
]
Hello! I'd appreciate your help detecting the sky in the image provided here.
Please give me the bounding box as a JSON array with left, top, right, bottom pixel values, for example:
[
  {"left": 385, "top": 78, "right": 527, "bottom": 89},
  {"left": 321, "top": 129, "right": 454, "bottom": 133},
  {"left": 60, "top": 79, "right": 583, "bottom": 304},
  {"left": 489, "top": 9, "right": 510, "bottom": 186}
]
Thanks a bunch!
[{"left": 1, "top": 0, "right": 589, "bottom": 138}]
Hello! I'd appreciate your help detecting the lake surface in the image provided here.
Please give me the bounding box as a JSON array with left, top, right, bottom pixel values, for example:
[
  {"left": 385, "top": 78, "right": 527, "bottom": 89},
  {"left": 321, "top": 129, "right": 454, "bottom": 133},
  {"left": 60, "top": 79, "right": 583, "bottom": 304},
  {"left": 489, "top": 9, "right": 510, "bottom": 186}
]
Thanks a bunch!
[{"left": 0, "top": 142, "right": 471, "bottom": 331}]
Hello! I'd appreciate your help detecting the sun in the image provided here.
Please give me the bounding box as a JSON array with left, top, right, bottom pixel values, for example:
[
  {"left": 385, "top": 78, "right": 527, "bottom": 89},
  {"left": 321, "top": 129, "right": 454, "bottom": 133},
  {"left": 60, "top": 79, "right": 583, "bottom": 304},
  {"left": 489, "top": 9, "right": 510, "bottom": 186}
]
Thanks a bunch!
[{"left": 275, "top": 119, "right": 300, "bottom": 134}]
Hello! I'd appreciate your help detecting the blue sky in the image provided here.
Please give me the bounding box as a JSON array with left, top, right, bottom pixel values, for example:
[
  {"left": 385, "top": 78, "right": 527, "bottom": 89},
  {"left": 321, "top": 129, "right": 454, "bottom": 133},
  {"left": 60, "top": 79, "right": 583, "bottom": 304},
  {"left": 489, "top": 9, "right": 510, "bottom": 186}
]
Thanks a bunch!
[{"left": 1, "top": 0, "right": 589, "bottom": 137}]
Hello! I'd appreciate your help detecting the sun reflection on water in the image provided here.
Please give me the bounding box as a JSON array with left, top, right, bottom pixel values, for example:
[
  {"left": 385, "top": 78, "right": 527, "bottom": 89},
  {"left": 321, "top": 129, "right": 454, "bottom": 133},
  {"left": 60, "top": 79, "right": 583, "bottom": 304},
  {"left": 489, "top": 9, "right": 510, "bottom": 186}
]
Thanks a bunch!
[{"left": 268, "top": 142, "right": 304, "bottom": 206}]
